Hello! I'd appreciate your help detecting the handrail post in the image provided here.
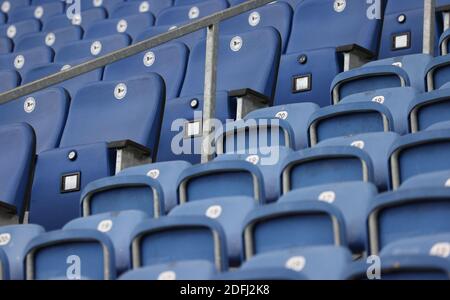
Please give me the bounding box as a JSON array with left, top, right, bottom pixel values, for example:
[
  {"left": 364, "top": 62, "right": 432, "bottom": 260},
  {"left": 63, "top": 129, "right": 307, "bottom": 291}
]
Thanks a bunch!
[
  {"left": 201, "top": 23, "right": 219, "bottom": 163},
  {"left": 423, "top": 0, "right": 436, "bottom": 55}
]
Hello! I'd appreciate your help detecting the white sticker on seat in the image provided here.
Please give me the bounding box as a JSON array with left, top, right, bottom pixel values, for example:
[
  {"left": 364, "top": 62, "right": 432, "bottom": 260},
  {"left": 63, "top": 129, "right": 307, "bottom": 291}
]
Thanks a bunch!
[
  {"left": 139, "top": 1, "right": 150, "bottom": 13},
  {"left": 188, "top": 6, "right": 199, "bottom": 19},
  {"left": 158, "top": 270, "right": 176, "bottom": 280},
  {"left": 1, "top": 1, "right": 10, "bottom": 13},
  {"left": 445, "top": 178, "right": 450, "bottom": 187},
  {"left": 285, "top": 256, "right": 306, "bottom": 272},
  {"left": 392, "top": 62, "right": 403, "bottom": 68},
  {"left": 14, "top": 55, "right": 25, "bottom": 70},
  {"left": 168, "top": 25, "right": 178, "bottom": 31},
  {"left": 61, "top": 64, "right": 71, "bottom": 71},
  {"left": 117, "top": 19, "right": 128, "bottom": 33},
  {"left": 206, "top": 205, "right": 222, "bottom": 219},
  {"left": 246, "top": 155, "right": 260, "bottom": 165},
  {"left": 45, "top": 32, "right": 56, "bottom": 46},
  {"left": 24, "top": 97, "right": 36, "bottom": 113},
  {"left": 430, "top": 242, "right": 450, "bottom": 258},
  {"left": 114, "top": 83, "right": 127, "bottom": 100},
  {"left": 230, "top": 36, "right": 243, "bottom": 52},
  {"left": 97, "top": 219, "right": 113, "bottom": 233},
  {"left": 147, "top": 169, "right": 160, "bottom": 179},
  {"left": 34, "top": 6, "right": 44, "bottom": 19},
  {"left": 0, "top": 233, "right": 11, "bottom": 246},
  {"left": 72, "top": 13, "right": 82, "bottom": 25},
  {"left": 93, "top": 0, "right": 103, "bottom": 7},
  {"left": 6, "top": 25, "right": 16, "bottom": 39},
  {"left": 372, "top": 95, "right": 385, "bottom": 104},
  {"left": 275, "top": 111, "right": 288, "bottom": 120},
  {"left": 248, "top": 11, "right": 261, "bottom": 27},
  {"left": 334, "top": 0, "right": 346, "bottom": 13},
  {"left": 90, "top": 41, "right": 102, "bottom": 56},
  {"left": 143, "top": 51, "right": 155, "bottom": 67},
  {"left": 351, "top": 140, "right": 365, "bottom": 149},
  {"left": 318, "top": 191, "right": 336, "bottom": 203}
]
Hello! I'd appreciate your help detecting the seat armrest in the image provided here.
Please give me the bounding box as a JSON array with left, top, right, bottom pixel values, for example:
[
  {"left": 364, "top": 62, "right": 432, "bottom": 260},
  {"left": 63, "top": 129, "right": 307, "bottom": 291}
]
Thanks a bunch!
[
  {"left": 108, "top": 140, "right": 152, "bottom": 173},
  {"left": 336, "top": 44, "right": 375, "bottom": 71},
  {"left": 229, "top": 88, "right": 270, "bottom": 120}
]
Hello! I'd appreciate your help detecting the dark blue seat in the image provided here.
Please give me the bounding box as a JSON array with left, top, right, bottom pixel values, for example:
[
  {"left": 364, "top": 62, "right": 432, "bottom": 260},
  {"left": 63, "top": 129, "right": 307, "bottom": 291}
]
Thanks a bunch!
[
  {"left": 0, "top": 224, "right": 44, "bottom": 280},
  {"left": 79, "top": 0, "right": 124, "bottom": 14},
  {"left": 280, "top": 146, "right": 374, "bottom": 191},
  {"left": 64, "top": 210, "right": 148, "bottom": 274},
  {"left": 24, "top": 229, "right": 116, "bottom": 280},
  {"left": 0, "top": 0, "right": 30, "bottom": 15},
  {"left": 0, "top": 20, "right": 41, "bottom": 44},
  {"left": 29, "top": 74, "right": 166, "bottom": 230},
  {"left": 119, "top": 260, "right": 216, "bottom": 280},
  {"left": 408, "top": 88, "right": 450, "bottom": 132},
  {"left": 388, "top": 129, "right": 450, "bottom": 189},
  {"left": 130, "top": 216, "right": 228, "bottom": 272},
  {"left": 170, "top": 196, "right": 257, "bottom": 266},
  {"left": 274, "top": 0, "right": 384, "bottom": 106},
  {"left": 0, "top": 36, "right": 11, "bottom": 54},
  {"left": 110, "top": 0, "right": 172, "bottom": 19},
  {"left": 0, "top": 70, "right": 19, "bottom": 93},
  {"left": 104, "top": 42, "right": 188, "bottom": 100},
  {"left": 0, "top": 248, "right": 8, "bottom": 280},
  {"left": 279, "top": 182, "right": 377, "bottom": 253},
  {"left": 0, "top": 123, "right": 36, "bottom": 221},
  {"left": 15, "top": 26, "right": 82, "bottom": 52},
  {"left": 8, "top": 2, "right": 64, "bottom": 24},
  {"left": 242, "top": 201, "right": 347, "bottom": 258},
  {"left": 400, "top": 170, "right": 450, "bottom": 190},
  {"left": 43, "top": 8, "right": 107, "bottom": 32},
  {"left": 0, "top": 46, "right": 53, "bottom": 78},
  {"left": 367, "top": 188, "right": 450, "bottom": 254}
]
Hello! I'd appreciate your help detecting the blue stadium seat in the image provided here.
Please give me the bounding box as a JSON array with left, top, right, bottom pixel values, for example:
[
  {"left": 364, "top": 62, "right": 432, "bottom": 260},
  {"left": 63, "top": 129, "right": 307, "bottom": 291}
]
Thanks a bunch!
[
  {"left": 400, "top": 169, "right": 450, "bottom": 190},
  {"left": 368, "top": 188, "right": 450, "bottom": 254},
  {"left": 332, "top": 54, "right": 432, "bottom": 101},
  {"left": 103, "top": 42, "right": 188, "bottom": 99},
  {"left": 344, "top": 255, "right": 450, "bottom": 280},
  {"left": 339, "top": 87, "right": 418, "bottom": 135},
  {"left": 423, "top": 54, "right": 450, "bottom": 93},
  {"left": 408, "top": 88, "right": 450, "bottom": 132},
  {"left": 116, "top": 161, "right": 192, "bottom": 213},
  {"left": 0, "top": 70, "right": 19, "bottom": 93},
  {"left": 0, "top": 46, "right": 53, "bottom": 78},
  {"left": 0, "top": 36, "right": 11, "bottom": 54},
  {"left": 43, "top": 8, "right": 107, "bottom": 32},
  {"left": 15, "top": 26, "right": 82, "bottom": 52},
  {"left": 0, "top": 124, "right": 36, "bottom": 222},
  {"left": 216, "top": 103, "right": 319, "bottom": 152},
  {"left": 80, "top": 174, "right": 164, "bottom": 218},
  {"left": 308, "top": 102, "right": 394, "bottom": 145},
  {"left": 214, "top": 147, "right": 293, "bottom": 203},
  {"left": 280, "top": 146, "right": 374, "bottom": 191},
  {"left": 388, "top": 129, "right": 450, "bottom": 189},
  {"left": 157, "top": 28, "right": 281, "bottom": 163},
  {"left": 170, "top": 196, "right": 257, "bottom": 266},
  {"left": 274, "top": 0, "right": 384, "bottom": 106},
  {"left": 0, "top": 1, "right": 30, "bottom": 15},
  {"left": 0, "top": 20, "right": 41, "bottom": 44},
  {"left": 110, "top": 0, "right": 172, "bottom": 19},
  {"left": 79, "top": 0, "right": 124, "bottom": 15},
  {"left": 0, "top": 88, "right": 69, "bottom": 153},
  {"left": 119, "top": 260, "right": 216, "bottom": 280},
  {"left": 316, "top": 132, "right": 399, "bottom": 191},
  {"left": 0, "top": 11, "right": 5, "bottom": 25},
  {"left": 0, "top": 224, "right": 45, "bottom": 280},
  {"left": 177, "top": 160, "right": 265, "bottom": 203},
  {"left": 242, "top": 201, "right": 347, "bottom": 258},
  {"left": 8, "top": 2, "right": 64, "bottom": 24},
  {"left": 0, "top": 248, "right": 8, "bottom": 280},
  {"left": 64, "top": 210, "right": 148, "bottom": 274},
  {"left": 279, "top": 182, "right": 377, "bottom": 253},
  {"left": 84, "top": 14, "right": 155, "bottom": 41},
  {"left": 221, "top": 1, "right": 293, "bottom": 53},
  {"left": 240, "top": 246, "right": 352, "bottom": 280},
  {"left": 213, "top": 267, "right": 307, "bottom": 280},
  {"left": 29, "top": 74, "right": 166, "bottom": 230},
  {"left": 130, "top": 216, "right": 228, "bottom": 271},
  {"left": 24, "top": 229, "right": 116, "bottom": 280}
]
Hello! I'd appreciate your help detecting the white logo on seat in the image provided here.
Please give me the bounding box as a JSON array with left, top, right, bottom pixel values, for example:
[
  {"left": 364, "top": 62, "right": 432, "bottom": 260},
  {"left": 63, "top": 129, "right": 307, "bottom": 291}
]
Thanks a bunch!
[
  {"left": 114, "top": 83, "right": 127, "bottom": 100},
  {"left": 206, "top": 205, "right": 222, "bottom": 219},
  {"left": 72, "top": 13, "right": 82, "bottom": 25},
  {"left": 248, "top": 11, "right": 261, "bottom": 27},
  {"left": 158, "top": 270, "right": 176, "bottom": 280},
  {"left": 168, "top": 25, "right": 178, "bottom": 31},
  {"left": 430, "top": 242, "right": 450, "bottom": 258},
  {"left": 0, "top": 233, "right": 11, "bottom": 246},
  {"left": 188, "top": 6, "right": 199, "bottom": 19},
  {"left": 24, "top": 97, "right": 36, "bottom": 113},
  {"left": 275, "top": 110, "right": 288, "bottom": 120},
  {"left": 34, "top": 6, "right": 44, "bottom": 19},
  {"left": 445, "top": 178, "right": 450, "bottom": 187},
  {"left": 90, "top": 41, "right": 102, "bottom": 56},
  {"left": 6, "top": 25, "right": 16, "bottom": 39},
  {"left": 45, "top": 32, "right": 56, "bottom": 46},
  {"left": 318, "top": 191, "right": 336, "bottom": 203},
  {"left": 61, "top": 64, "right": 71, "bottom": 71},
  {"left": 97, "top": 219, "right": 113, "bottom": 233},
  {"left": 14, "top": 55, "right": 25, "bottom": 70},
  {"left": 351, "top": 140, "right": 365, "bottom": 149},
  {"left": 147, "top": 169, "right": 160, "bottom": 179},
  {"left": 139, "top": 1, "right": 150, "bottom": 13},
  {"left": 285, "top": 256, "right": 306, "bottom": 272},
  {"left": 1, "top": 1, "right": 10, "bottom": 13},
  {"left": 246, "top": 155, "right": 260, "bottom": 165},
  {"left": 392, "top": 62, "right": 403, "bottom": 68},
  {"left": 230, "top": 36, "right": 243, "bottom": 52},
  {"left": 117, "top": 19, "right": 128, "bottom": 33},
  {"left": 143, "top": 51, "right": 155, "bottom": 67},
  {"left": 93, "top": 0, "right": 103, "bottom": 7},
  {"left": 334, "top": 0, "right": 346, "bottom": 13},
  {"left": 372, "top": 95, "right": 385, "bottom": 104}
]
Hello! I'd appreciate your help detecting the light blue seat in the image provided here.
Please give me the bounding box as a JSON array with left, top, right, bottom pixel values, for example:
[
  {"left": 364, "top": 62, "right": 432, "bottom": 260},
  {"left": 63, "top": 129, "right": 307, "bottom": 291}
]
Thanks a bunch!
[
  {"left": 408, "top": 88, "right": 450, "bottom": 132},
  {"left": 0, "top": 20, "right": 41, "bottom": 44},
  {"left": 43, "top": 8, "right": 107, "bottom": 32},
  {"left": 0, "top": 46, "right": 53, "bottom": 78},
  {"left": 0, "top": 0, "right": 30, "bottom": 15},
  {"left": 8, "top": 2, "right": 64, "bottom": 24},
  {"left": 0, "top": 70, "right": 19, "bottom": 93},
  {"left": 79, "top": 0, "right": 124, "bottom": 14},
  {"left": 15, "top": 26, "right": 82, "bottom": 52},
  {"left": 110, "top": 0, "right": 172, "bottom": 19},
  {"left": 400, "top": 170, "right": 450, "bottom": 190},
  {"left": 157, "top": 0, "right": 228, "bottom": 26},
  {"left": 0, "top": 36, "right": 11, "bottom": 54}
]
